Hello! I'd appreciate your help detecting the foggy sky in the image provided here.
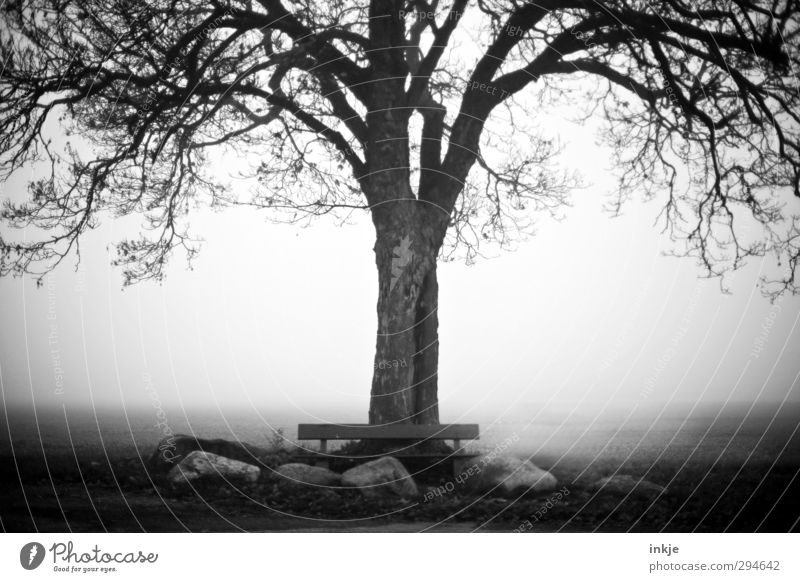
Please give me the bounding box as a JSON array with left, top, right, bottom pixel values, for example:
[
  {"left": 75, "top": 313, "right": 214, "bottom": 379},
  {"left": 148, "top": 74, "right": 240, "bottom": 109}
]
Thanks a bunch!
[{"left": 2, "top": 114, "right": 798, "bottom": 424}]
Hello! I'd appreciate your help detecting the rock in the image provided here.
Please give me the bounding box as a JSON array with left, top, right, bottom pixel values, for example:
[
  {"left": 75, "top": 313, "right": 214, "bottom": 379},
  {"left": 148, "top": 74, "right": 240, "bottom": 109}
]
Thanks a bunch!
[
  {"left": 341, "top": 457, "right": 418, "bottom": 499},
  {"left": 591, "top": 475, "right": 667, "bottom": 498},
  {"left": 467, "top": 454, "right": 557, "bottom": 496},
  {"left": 274, "top": 463, "right": 341, "bottom": 488},
  {"left": 149, "top": 434, "right": 279, "bottom": 473},
  {"left": 166, "top": 451, "right": 260, "bottom": 488}
]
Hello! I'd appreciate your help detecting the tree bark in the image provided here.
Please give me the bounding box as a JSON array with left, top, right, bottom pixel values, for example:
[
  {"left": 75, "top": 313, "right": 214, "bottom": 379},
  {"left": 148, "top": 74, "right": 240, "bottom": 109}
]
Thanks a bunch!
[
  {"left": 369, "top": 201, "right": 445, "bottom": 425},
  {"left": 361, "top": 32, "right": 449, "bottom": 425}
]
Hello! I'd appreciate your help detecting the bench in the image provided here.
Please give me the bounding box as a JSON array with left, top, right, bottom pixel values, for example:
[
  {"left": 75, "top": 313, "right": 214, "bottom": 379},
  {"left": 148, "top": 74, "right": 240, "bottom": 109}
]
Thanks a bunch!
[{"left": 295, "top": 423, "right": 480, "bottom": 475}]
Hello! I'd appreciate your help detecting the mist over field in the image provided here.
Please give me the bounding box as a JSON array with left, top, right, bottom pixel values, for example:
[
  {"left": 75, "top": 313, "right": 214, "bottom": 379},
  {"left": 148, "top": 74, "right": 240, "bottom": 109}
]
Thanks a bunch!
[{"left": 4, "top": 400, "right": 797, "bottom": 468}]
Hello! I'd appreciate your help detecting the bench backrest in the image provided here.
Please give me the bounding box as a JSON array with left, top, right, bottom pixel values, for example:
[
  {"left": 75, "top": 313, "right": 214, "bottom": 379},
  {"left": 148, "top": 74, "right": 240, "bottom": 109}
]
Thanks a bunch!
[{"left": 297, "top": 423, "right": 479, "bottom": 441}]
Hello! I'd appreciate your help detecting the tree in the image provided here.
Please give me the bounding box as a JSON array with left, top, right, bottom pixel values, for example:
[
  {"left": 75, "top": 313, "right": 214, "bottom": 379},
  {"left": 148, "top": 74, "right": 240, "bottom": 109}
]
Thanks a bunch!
[{"left": 1, "top": 0, "right": 799, "bottom": 425}]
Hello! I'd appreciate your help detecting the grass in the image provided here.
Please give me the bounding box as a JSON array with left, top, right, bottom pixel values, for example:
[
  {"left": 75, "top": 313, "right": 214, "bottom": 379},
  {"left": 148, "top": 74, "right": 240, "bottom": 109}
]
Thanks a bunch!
[{"left": 1, "top": 445, "right": 797, "bottom": 532}]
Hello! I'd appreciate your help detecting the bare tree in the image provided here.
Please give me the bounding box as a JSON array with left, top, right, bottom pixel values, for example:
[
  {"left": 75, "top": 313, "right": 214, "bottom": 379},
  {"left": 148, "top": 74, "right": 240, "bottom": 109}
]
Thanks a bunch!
[{"left": 1, "top": 0, "right": 798, "bottom": 425}]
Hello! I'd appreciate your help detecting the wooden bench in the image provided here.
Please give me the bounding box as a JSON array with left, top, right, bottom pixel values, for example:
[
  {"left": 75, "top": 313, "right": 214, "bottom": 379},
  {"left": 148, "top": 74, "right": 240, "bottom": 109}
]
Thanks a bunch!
[{"left": 295, "top": 423, "right": 480, "bottom": 474}]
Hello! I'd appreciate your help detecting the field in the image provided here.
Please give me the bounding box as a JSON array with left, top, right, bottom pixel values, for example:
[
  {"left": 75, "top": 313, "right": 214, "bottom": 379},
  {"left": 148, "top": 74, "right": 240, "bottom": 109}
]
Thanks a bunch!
[{"left": 1, "top": 403, "right": 798, "bottom": 532}]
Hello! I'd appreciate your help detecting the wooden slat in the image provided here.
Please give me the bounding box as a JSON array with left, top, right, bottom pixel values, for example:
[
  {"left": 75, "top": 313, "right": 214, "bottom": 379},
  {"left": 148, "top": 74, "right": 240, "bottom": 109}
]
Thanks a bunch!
[
  {"left": 293, "top": 451, "right": 478, "bottom": 459},
  {"left": 297, "top": 423, "right": 479, "bottom": 441}
]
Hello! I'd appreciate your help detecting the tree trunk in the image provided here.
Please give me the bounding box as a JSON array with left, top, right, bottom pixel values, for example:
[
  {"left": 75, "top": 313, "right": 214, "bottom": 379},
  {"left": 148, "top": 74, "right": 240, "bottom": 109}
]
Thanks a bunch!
[{"left": 369, "top": 201, "right": 445, "bottom": 425}]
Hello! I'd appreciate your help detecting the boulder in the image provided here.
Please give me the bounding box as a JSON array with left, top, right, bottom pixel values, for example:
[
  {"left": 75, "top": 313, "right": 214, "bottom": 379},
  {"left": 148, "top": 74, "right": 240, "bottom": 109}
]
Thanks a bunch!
[
  {"left": 591, "top": 475, "right": 667, "bottom": 498},
  {"left": 341, "top": 457, "right": 418, "bottom": 499},
  {"left": 467, "top": 454, "right": 557, "bottom": 496},
  {"left": 149, "top": 434, "right": 278, "bottom": 473},
  {"left": 166, "top": 451, "right": 260, "bottom": 487},
  {"left": 274, "top": 463, "right": 341, "bottom": 488}
]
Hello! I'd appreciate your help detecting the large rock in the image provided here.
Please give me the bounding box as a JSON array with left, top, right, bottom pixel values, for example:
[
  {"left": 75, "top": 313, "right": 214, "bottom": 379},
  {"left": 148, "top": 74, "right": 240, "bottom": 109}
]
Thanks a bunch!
[
  {"left": 341, "top": 457, "right": 418, "bottom": 499},
  {"left": 166, "top": 451, "right": 261, "bottom": 487},
  {"left": 149, "top": 434, "right": 278, "bottom": 472},
  {"left": 591, "top": 475, "right": 667, "bottom": 499},
  {"left": 274, "top": 463, "right": 341, "bottom": 488},
  {"left": 467, "top": 454, "right": 557, "bottom": 496}
]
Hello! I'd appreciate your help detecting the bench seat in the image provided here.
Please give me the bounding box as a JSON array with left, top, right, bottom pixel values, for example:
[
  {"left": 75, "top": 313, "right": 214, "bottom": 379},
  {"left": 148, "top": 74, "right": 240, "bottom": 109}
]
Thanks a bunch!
[{"left": 294, "top": 423, "right": 480, "bottom": 473}]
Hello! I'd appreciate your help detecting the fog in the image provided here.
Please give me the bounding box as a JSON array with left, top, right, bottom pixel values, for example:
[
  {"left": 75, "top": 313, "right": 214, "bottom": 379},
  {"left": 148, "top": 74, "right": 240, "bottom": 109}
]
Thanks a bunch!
[{"left": 1, "top": 113, "right": 799, "bottom": 431}]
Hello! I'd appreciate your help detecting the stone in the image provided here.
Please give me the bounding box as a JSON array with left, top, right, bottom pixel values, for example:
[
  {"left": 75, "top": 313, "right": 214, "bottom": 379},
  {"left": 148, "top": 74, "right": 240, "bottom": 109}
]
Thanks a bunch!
[
  {"left": 166, "top": 451, "right": 260, "bottom": 487},
  {"left": 274, "top": 463, "right": 341, "bottom": 488},
  {"left": 591, "top": 475, "right": 667, "bottom": 498},
  {"left": 341, "top": 456, "right": 418, "bottom": 499},
  {"left": 467, "top": 454, "right": 557, "bottom": 496},
  {"left": 149, "top": 434, "right": 279, "bottom": 473}
]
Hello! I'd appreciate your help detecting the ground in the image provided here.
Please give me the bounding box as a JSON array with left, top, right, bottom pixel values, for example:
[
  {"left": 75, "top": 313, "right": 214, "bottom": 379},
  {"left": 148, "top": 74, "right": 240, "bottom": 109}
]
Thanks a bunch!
[{"left": 1, "top": 448, "right": 797, "bottom": 532}]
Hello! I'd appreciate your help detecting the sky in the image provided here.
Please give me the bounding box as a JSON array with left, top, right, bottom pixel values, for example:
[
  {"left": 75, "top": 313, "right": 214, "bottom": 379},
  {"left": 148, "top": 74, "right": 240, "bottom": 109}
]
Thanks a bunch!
[
  {"left": 1, "top": 110, "right": 798, "bottom": 426},
  {"left": 1, "top": 6, "right": 799, "bottom": 428}
]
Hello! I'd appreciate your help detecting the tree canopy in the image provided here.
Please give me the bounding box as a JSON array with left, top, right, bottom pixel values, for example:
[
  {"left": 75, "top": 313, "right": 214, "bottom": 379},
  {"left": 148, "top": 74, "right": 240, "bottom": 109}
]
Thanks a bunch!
[{"left": 1, "top": 0, "right": 799, "bottom": 293}]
